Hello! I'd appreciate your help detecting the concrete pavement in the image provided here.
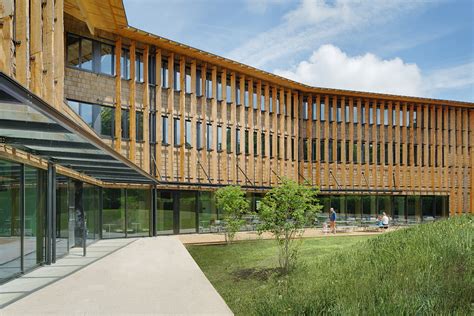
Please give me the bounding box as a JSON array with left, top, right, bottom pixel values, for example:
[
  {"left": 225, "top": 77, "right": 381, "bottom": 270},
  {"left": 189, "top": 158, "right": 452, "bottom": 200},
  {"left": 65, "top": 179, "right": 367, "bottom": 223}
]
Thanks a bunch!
[{"left": 1, "top": 237, "right": 232, "bottom": 315}]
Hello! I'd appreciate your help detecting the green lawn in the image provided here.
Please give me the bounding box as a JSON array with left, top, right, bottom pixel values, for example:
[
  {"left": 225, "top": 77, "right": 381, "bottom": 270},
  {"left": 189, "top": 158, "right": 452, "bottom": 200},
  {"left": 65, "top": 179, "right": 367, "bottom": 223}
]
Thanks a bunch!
[{"left": 187, "top": 216, "right": 472, "bottom": 315}]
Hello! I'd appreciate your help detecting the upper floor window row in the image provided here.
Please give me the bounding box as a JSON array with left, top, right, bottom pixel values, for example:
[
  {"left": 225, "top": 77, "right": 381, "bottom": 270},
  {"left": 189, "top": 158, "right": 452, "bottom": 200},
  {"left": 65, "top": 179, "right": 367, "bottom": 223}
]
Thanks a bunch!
[{"left": 66, "top": 34, "right": 115, "bottom": 76}]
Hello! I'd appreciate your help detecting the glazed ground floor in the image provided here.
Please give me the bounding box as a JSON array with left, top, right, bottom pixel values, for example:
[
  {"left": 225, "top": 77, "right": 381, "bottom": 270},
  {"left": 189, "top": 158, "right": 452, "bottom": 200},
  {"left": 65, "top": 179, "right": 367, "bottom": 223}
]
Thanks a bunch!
[{"left": 0, "top": 155, "right": 453, "bottom": 285}]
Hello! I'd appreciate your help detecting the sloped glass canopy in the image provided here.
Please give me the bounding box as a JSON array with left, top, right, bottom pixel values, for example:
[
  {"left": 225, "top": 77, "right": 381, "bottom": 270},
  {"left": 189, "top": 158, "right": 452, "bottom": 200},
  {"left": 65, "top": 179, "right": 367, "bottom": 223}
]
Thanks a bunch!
[{"left": 0, "top": 73, "right": 156, "bottom": 184}]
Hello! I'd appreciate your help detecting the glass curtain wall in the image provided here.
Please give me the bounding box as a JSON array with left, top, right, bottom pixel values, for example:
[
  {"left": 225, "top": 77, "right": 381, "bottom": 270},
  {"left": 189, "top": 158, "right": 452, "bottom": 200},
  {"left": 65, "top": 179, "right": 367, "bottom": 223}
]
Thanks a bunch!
[
  {"left": 83, "top": 183, "right": 101, "bottom": 242},
  {"left": 102, "top": 188, "right": 151, "bottom": 238},
  {"left": 156, "top": 191, "right": 174, "bottom": 235},
  {"left": 126, "top": 189, "right": 150, "bottom": 237},
  {"left": 102, "top": 188, "right": 126, "bottom": 238},
  {"left": 0, "top": 160, "right": 21, "bottom": 283},
  {"left": 55, "top": 177, "right": 70, "bottom": 258},
  {"left": 24, "top": 166, "right": 46, "bottom": 270},
  {"left": 179, "top": 191, "right": 197, "bottom": 233},
  {"left": 0, "top": 159, "right": 46, "bottom": 284},
  {"left": 198, "top": 191, "right": 217, "bottom": 233}
]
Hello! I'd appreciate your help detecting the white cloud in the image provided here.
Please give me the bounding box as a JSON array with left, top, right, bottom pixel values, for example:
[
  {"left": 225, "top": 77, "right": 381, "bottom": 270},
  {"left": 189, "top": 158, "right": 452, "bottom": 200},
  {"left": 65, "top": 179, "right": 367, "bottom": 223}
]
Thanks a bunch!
[
  {"left": 275, "top": 44, "right": 423, "bottom": 96},
  {"left": 274, "top": 44, "right": 474, "bottom": 100},
  {"left": 227, "top": 0, "right": 426, "bottom": 69}
]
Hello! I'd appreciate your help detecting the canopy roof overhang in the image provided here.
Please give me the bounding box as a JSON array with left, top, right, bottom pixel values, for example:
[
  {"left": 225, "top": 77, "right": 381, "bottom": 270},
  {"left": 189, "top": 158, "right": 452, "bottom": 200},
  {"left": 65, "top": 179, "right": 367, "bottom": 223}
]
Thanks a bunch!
[{"left": 0, "top": 72, "right": 157, "bottom": 185}]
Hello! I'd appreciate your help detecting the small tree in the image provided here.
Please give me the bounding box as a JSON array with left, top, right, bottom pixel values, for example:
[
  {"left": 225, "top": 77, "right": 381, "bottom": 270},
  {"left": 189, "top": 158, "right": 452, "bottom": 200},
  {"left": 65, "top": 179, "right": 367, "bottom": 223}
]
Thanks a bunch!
[
  {"left": 258, "top": 178, "right": 321, "bottom": 274},
  {"left": 215, "top": 185, "right": 250, "bottom": 244}
]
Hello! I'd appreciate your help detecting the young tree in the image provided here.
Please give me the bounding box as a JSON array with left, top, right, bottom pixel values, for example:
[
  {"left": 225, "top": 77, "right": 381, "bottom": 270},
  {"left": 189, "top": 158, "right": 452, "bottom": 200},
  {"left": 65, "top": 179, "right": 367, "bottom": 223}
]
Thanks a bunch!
[
  {"left": 215, "top": 185, "right": 250, "bottom": 244},
  {"left": 258, "top": 178, "right": 321, "bottom": 274}
]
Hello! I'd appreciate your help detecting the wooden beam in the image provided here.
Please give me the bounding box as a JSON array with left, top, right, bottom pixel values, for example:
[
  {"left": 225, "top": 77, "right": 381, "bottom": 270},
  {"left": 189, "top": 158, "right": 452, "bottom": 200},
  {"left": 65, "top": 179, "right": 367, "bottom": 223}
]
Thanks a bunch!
[
  {"left": 114, "top": 38, "right": 122, "bottom": 152},
  {"left": 129, "top": 41, "right": 136, "bottom": 162},
  {"left": 54, "top": 0, "right": 65, "bottom": 109},
  {"left": 143, "top": 45, "right": 150, "bottom": 172},
  {"left": 75, "top": 0, "right": 95, "bottom": 34}
]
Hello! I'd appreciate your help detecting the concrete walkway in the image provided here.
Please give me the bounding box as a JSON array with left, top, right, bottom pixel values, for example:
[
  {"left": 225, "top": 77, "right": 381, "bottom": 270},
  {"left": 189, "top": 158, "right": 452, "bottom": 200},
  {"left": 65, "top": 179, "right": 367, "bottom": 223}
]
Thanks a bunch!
[
  {"left": 0, "top": 238, "right": 135, "bottom": 309},
  {"left": 1, "top": 237, "right": 232, "bottom": 315}
]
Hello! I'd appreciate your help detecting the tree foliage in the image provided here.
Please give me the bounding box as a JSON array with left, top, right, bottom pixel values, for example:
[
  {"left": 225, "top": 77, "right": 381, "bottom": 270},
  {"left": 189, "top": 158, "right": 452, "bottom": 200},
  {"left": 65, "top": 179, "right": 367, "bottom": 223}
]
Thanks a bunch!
[
  {"left": 215, "top": 185, "right": 250, "bottom": 244},
  {"left": 258, "top": 178, "right": 321, "bottom": 273}
]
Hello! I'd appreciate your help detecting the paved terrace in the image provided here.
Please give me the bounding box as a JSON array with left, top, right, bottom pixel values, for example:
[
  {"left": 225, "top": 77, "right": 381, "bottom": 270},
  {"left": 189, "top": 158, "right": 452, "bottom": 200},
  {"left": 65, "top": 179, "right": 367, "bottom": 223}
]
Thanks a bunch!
[
  {"left": 178, "top": 227, "right": 396, "bottom": 244},
  {"left": 0, "top": 237, "right": 232, "bottom": 315}
]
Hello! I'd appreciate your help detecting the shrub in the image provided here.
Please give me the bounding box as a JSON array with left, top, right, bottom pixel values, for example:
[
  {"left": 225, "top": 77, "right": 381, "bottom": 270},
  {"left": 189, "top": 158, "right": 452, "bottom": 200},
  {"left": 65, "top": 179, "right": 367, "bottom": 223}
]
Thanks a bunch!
[
  {"left": 258, "top": 178, "right": 322, "bottom": 273},
  {"left": 215, "top": 185, "right": 250, "bottom": 244}
]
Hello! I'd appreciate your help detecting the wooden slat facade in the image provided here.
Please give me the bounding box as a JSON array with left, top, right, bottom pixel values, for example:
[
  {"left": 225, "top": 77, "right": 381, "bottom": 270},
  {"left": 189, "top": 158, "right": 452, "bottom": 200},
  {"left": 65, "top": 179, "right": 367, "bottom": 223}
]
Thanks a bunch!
[{"left": 0, "top": 1, "right": 472, "bottom": 215}]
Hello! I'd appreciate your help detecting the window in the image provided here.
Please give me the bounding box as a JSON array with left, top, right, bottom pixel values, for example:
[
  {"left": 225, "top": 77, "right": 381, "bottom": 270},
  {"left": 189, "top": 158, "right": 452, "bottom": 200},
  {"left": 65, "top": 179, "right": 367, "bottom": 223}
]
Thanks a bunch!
[
  {"left": 236, "top": 129, "right": 241, "bottom": 154},
  {"left": 121, "top": 109, "right": 129, "bottom": 139},
  {"left": 245, "top": 130, "right": 249, "bottom": 155},
  {"left": 303, "top": 101, "right": 308, "bottom": 120},
  {"left": 328, "top": 140, "right": 333, "bottom": 162},
  {"left": 253, "top": 91, "right": 257, "bottom": 109},
  {"left": 226, "top": 82, "right": 232, "bottom": 103},
  {"left": 285, "top": 136, "right": 288, "bottom": 160},
  {"left": 217, "top": 80, "right": 222, "bottom": 101},
  {"left": 196, "top": 69, "right": 202, "bottom": 96},
  {"left": 174, "top": 64, "right": 180, "bottom": 91},
  {"left": 345, "top": 141, "right": 350, "bottom": 162},
  {"left": 303, "top": 139, "right": 308, "bottom": 161},
  {"left": 269, "top": 93, "right": 273, "bottom": 113},
  {"left": 162, "top": 116, "right": 169, "bottom": 144},
  {"left": 270, "top": 135, "right": 273, "bottom": 158},
  {"left": 276, "top": 97, "right": 280, "bottom": 114},
  {"left": 312, "top": 102, "right": 317, "bottom": 120},
  {"left": 136, "top": 111, "right": 143, "bottom": 141},
  {"left": 254, "top": 132, "right": 258, "bottom": 156},
  {"left": 227, "top": 128, "right": 232, "bottom": 153},
  {"left": 261, "top": 133, "right": 265, "bottom": 156},
  {"left": 311, "top": 139, "right": 317, "bottom": 162},
  {"left": 236, "top": 81, "right": 241, "bottom": 105},
  {"left": 385, "top": 143, "right": 389, "bottom": 164},
  {"left": 244, "top": 88, "right": 249, "bottom": 107},
  {"left": 291, "top": 138, "right": 295, "bottom": 161},
  {"left": 217, "top": 126, "right": 222, "bottom": 151},
  {"left": 336, "top": 101, "right": 342, "bottom": 122},
  {"left": 400, "top": 144, "right": 403, "bottom": 165},
  {"left": 345, "top": 104, "right": 350, "bottom": 123},
  {"left": 277, "top": 136, "right": 281, "bottom": 158},
  {"left": 185, "top": 71, "right": 192, "bottom": 94},
  {"left": 329, "top": 102, "right": 334, "bottom": 122},
  {"left": 353, "top": 107, "right": 358, "bottom": 123},
  {"left": 369, "top": 143, "right": 374, "bottom": 164},
  {"left": 353, "top": 143, "right": 358, "bottom": 163},
  {"left": 206, "top": 73, "right": 212, "bottom": 98},
  {"left": 206, "top": 124, "right": 213, "bottom": 150},
  {"left": 161, "top": 61, "right": 168, "bottom": 88},
  {"left": 320, "top": 141, "right": 325, "bottom": 161},
  {"left": 261, "top": 92, "right": 265, "bottom": 111},
  {"left": 384, "top": 107, "right": 388, "bottom": 125},
  {"left": 67, "top": 34, "right": 115, "bottom": 75},
  {"left": 206, "top": 123, "right": 212, "bottom": 151},
  {"left": 414, "top": 144, "right": 418, "bottom": 166},
  {"left": 121, "top": 48, "right": 130, "bottom": 79},
  {"left": 361, "top": 143, "right": 366, "bottom": 164},
  {"left": 67, "top": 100, "right": 114, "bottom": 137},
  {"left": 413, "top": 110, "right": 418, "bottom": 128},
  {"left": 362, "top": 107, "right": 366, "bottom": 124},
  {"left": 173, "top": 118, "right": 180, "bottom": 146},
  {"left": 185, "top": 120, "right": 192, "bottom": 148},
  {"left": 136, "top": 52, "right": 144, "bottom": 82},
  {"left": 337, "top": 140, "right": 342, "bottom": 162},
  {"left": 369, "top": 106, "right": 374, "bottom": 125},
  {"left": 376, "top": 143, "right": 381, "bottom": 165},
  {"left": 376, "top": 107, "right": 381, "bottom": 125},
  {"left": 226, "top": 127, "right": 232, "bottom": 154},
  {"left": 400, "top": 110, "right": 404, "bottom": 126},
  {"left": 196, "top": 121, "right": 202, "bottom": 149},
  {"left": 392, "top": 109, "right": 396, "bottom": 126}
]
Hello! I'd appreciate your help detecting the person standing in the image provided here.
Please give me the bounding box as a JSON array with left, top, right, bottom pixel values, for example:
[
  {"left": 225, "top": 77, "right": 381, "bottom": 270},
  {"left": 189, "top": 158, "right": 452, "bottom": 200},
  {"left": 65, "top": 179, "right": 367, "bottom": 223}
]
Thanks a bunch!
[
  {"left": 382, "top": 212, "right": 389, "bottom": 230},
  {"left": 329, "top": 208, "right": 337, "bottom": 234}
]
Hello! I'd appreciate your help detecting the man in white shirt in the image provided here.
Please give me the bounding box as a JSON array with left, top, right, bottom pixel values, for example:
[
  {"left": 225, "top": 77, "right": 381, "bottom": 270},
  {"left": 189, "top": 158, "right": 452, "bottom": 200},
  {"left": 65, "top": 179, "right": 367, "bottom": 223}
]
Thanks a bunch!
[{"left": 382, "top": 212, "right": 389, "bottom": 230}]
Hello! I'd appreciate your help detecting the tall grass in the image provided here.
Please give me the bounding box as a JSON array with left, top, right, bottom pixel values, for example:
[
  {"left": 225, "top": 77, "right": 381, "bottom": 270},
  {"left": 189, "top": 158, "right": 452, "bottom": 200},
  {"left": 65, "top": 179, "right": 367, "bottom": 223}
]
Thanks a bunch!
[{"left": 254, "top": 216, "right": 473, "bottom": 315}]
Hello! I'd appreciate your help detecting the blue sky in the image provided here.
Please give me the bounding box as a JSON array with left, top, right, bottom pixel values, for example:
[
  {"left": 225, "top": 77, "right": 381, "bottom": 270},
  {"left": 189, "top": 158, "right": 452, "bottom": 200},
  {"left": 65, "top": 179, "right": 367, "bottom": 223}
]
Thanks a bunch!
[{"left": 123, "top": 0, "right": 474, "bottom": 102}]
